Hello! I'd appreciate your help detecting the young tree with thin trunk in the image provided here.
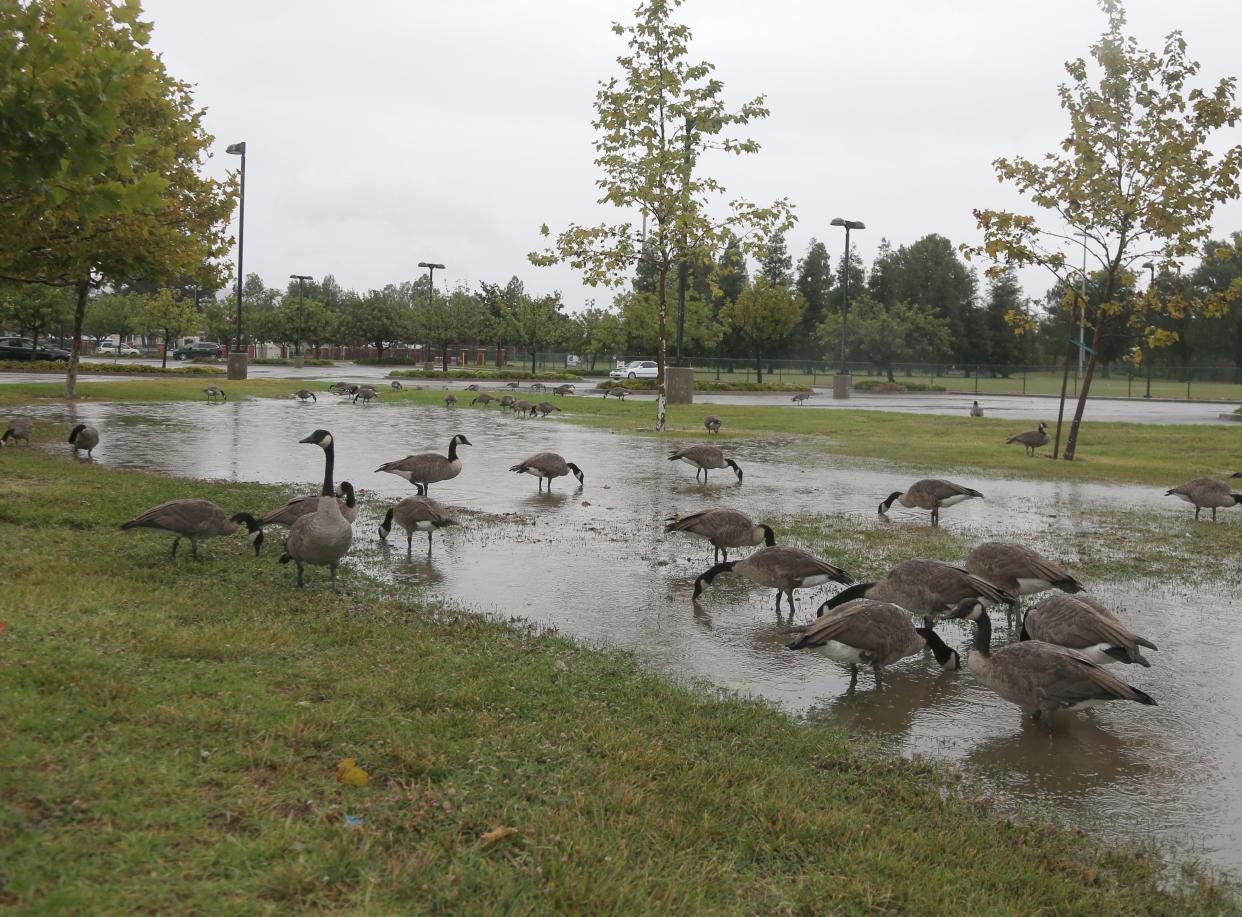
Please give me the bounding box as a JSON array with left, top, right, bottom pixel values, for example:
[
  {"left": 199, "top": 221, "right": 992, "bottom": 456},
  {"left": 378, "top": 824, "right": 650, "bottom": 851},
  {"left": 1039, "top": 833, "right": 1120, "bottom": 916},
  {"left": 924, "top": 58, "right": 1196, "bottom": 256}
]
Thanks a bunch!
[
  {"left": 529, "top": 0, "right": 793, "bottom": 431},
  {"left": 718, "top": 278, "right": 805, "bottom": 383},
  {"left": 140, "top": 290, "right": 195, "bottom": 368},
  {"left": 966, "top": 1, "right": 1241, "bottom": 460}
]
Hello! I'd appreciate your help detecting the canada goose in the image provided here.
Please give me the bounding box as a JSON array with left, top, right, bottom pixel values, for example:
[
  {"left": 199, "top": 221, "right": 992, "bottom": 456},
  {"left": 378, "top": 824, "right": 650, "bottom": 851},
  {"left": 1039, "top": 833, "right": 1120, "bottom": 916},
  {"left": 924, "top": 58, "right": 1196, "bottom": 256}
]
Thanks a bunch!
[
  {"left": 512, "top": 399, "right": 533, "bottom": 416},
  {"left": 353, "top": 386, "right": 377, "bottom": 404},
  {"left": 2, "top": 417, "right": 32, "bottom": 445},
  {"left": 788, "top": 601, "right": 960, "bottom": 687},
  {"left": 472, "top": 393, "right": 496, "bottom": 406},
  {"left": 664, "top": 508, "right": 773, "bottom": 563},
  {"left": 390, "top": 380, "right": 404, "bottom": 391},
  {"left": 604, "top": 387, "right": 630, "bottom": 400},
  {"left": 822, "top": 559, "right": 1016, "bottom": 618},
  {"left": 68, "top": 423, "right": 99, "bottom": 457},
  {"left": 444, "top": 394, "right": 457, "bottom": 407},
  {"left": 1021, "top": 594, "right": 1157, "bottom": 666},
  {"left": 279, "top": 430, "right": 354, "bottom": 592},
  {"left": 669, "top": 445, "right": 743, "bottom": 484},
  {"left": 791, "top": 391, "right": 811, "bottom": 405},
  {"left": 693, "top": 546, "right": 853, "bottom": 615},
  {"left": 878, "top": 479, "right": 982, "bottom": 527},
  {"left": 465, "top": 383, "right": 480, "bottom": 392},
  {"left": 1006, "top": 421, "right": 1050, "bottom": 456},
  {"left": 293, "top": 389, "right": 317, "bottom": 403},
  {"left": 375, "top": 434, "right": 471, "bottom": 493},
  {"left": 970, "top": 400, "right": 984, "bottom": 417},
  {"left": 965, "top": 542, "right": 1083, "bottom": 607},
  {"left": 498, "top": 394, "right": 516, "bottom": 411},
  {"left": 553, "top": 383, "right": 575, "bottom": 396},
  {"left": 505, "top": 381, "right": 521, "bottom": 389},
  {"left": 260, "top": 483, "right": 359, "bottom": 533},
  {"left": 534, "top": 401, "right": 558, "bottom": 417},
  {"left": 530, "top": 382, "right": 547, "bottom": 393},
  {"left": 944, "top": 599, "right": 1156, "bottom": 732},
  {"left": 509, "top": 452, "right": 584, "bottom": 491},
  {"left": 1165, "top": 477, "right": 1242, "bottom": 521},
  {"left": 203, "top": 386, "right": 227, "bottom": 403},
  {"left": 704, "top": 415, "right": 721, "bottom": 434},
  {"left": 121, "top": 500, "right": 262, "bottom": 559},
  {"left": 378, "top": 495, "right": 455, "bottom": 553}
]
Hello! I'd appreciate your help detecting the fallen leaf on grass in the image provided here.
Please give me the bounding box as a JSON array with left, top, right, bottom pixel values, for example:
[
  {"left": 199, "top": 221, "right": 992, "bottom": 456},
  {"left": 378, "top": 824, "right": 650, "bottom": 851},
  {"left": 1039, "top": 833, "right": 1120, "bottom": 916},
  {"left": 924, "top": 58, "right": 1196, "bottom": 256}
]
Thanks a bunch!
[
  {"left": 336, "top": 758, "right": 370, "bottom": 786},
  {"left": 581, "top": 501, "right": 591, "bottom": 507},
  {"left": 480, "top": 826, "right": 518, "bottom": 846}
]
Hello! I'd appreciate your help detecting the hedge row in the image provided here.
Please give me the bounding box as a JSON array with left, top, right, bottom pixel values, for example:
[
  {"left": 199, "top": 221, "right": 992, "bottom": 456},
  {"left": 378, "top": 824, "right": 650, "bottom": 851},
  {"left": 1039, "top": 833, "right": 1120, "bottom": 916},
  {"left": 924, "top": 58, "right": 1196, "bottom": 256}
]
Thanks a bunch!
[{"left": 0, "top": 360, "right": 225, "bottom": 375}]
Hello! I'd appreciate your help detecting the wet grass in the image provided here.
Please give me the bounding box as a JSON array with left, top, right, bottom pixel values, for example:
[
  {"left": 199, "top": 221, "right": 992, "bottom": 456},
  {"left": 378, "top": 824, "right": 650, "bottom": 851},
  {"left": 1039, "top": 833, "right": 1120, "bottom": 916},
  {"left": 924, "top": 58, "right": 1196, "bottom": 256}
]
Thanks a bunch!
[{"left": 0, "top": 451, "right": 1236, "bottom": 913}]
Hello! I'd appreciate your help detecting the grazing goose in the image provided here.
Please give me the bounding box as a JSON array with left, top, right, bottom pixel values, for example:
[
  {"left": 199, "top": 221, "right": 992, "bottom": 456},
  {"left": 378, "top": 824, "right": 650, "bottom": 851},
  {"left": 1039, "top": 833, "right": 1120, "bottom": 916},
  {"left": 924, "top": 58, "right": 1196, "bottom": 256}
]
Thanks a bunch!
[
  {"left": 444, "top": 393, "right": 457, "bottom": 407},
  {"left": 260, "top": 483, "right": 359, "bottom": 534},
  {"left": 703, "top": 415, "right": 721, "bottom": 434},
  {"left": 353, "top": 385, "right": 377, "bottom": 404},
  {"left": 203, "top": 386, "right": 227, "bottom": 403},
  {"left": 603, "top": 387, "right": 630, "bottom": 400},
  {"left": 534, "top": 401, "right": 559, "bottom": 417},
  {"left": 471, "top": 393, "right": 496, "bottom": 406},
  {"left": 530, "top": 382, "right": 547, "bottom": 393},
  {"left": 280, "top": 430, "right": 354, "bottom": 592},
  {"left": 378, "top": 495, "right": 455, "bottom": 553},
  {"left": 692, "top": 546, "right": 854, "bottom": 616},
  {"left": 945, "top": 599, "right": 1156, "bottom": 732},
  {"left": 390, "top": 380, "right": 404, "bottom": 391},
  {"left": 965, "top": 542, "right": 1083, "bottom": 607},
  {"left": 505, "top": 381, "right": 521, "bottom": 389},
  {"left": 375, "top": 434, "right": 471, "bottom": 493},
  {"left": 2, "top": 417, "right": 33, "bottom": 445},
  {"left": 509, "top": 452, "right": 584, "bottom": 491},
  {"left": 294, "top": 389, "right": 317, "bottom": 403},
  {"left": 1006, "top": 421, "right": 1050, "bottom": 456},
  {"left": 498, "top": 394, "right": 517, "bottom": 411},
  {"left": 553, "top": 383, "right": 575, "bottom": 396},
  {"left": 1022, "top": 594, "right": 1157, "bottom": 666},
  {"left": 823, "top": 559, "right": 1015, "bottom": 618},
  {"left": 511, "top": 399, "right": 533, "bottom": 417},
  {"left": 669, "top": 445, "right": 743, "bottom": 484},
  {"left": 68, "top": 423, "right": 99, "bottom": 457},
  {"left": 121, "top": 500, "right": 262, "bottom": 559},
  {"left": 791, "top": 391, "right": 811, "bottom": 405},
  {"left": 464, "top": 383, "right": 480, "bottom": 392},
  {"left": 970, "top": 400, "right": 984, "bottom": 417},
  {"left": 664, "top": 509, "right": 773, "bottom": 563},
  {"left": 878, "top": 479, "right": 982, "bottom": 527},
  {"left": 788, "top": 601, "right": 960, "bottom": 686},
  {"left": 1165, "top": 477, "right": 1242, "bottom": 521}
]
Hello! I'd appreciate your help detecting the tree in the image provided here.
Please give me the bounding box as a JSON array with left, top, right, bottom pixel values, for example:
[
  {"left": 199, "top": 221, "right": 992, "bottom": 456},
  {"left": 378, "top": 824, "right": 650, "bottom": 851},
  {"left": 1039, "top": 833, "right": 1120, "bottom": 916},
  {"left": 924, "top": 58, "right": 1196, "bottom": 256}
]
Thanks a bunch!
[
  {"left": 140, "top": 290, "right": 195, "bottom": 367},
  {"left": 201, "top": 298, "right": 236, "bottom": 352},
  {"left": 794, "top": 239, "right": 833, "bottom": 354},
  {"left": 981, "top": 269, "right": 1028, "bottom": 373},
  {"left": 413, "top": 287, "right": 485, "bottom": 371},
  {"left": 575, "top": 306, "right": 627, "bottom": 372},
  {"left": 619, "top": 289, "right": 723, "bottom": 356},
  {"left": 967, "top": 1, "right": 1242, "bottom": 460},
  {"left": 817, "top": 296, "right": 952, "bottom": 382},
  {"left": 296, "top": 299, "right": 338, "bottom": 359},
  {"left": 530, "top": 0, "right": 794, "bottom": 430},
  {"left": 340, "top": 290, "right": 409, "bottom": 362},
  {"left": 759, "top": 231, "right": 793, "bottom": 287},
  {"left": 718, "top": 278, "right": 805, "bottom": 382},
  {"left": 1187, "top": 233, "right": 1242, "bottom": 370},
  {"left": 0, "top": 1, "right": 235, "bottom": 397},
  {"left": 0, "top": 285, "right": 73, "bottom": 353},
  {"left": 882, "top": 234, "right": 979, "bottom": 362},
  {"left": 498, "top": 293, "right": 567, "bottom": 375},
  {"left": 82, "top": 292, "right": 142, "bottom": 343}
]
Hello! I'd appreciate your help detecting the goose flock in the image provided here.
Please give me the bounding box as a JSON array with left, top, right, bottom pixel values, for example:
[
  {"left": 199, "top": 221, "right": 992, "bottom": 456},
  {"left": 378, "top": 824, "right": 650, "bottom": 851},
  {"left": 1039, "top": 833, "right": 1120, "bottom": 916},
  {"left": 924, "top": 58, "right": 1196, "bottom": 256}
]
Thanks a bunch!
[{"left": 4, "top": 385, "right": 1240, "bottom": 734}]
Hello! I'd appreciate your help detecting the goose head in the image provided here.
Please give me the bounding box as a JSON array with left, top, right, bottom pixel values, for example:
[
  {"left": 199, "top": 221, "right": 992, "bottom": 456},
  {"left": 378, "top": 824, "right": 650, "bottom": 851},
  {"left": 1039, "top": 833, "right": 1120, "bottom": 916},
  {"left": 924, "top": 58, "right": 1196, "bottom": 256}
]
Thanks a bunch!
[
  {"left": 300, "top": 429, "right": 334, "bottom": 450},
  {"left": 878, "top": 492, "right": 904, "bottom": 516},
  {"left": 944, "top": 598, "right": 987, "bottom": 621},
  {"left": 566, "top": 462, "right": 585, "bottom": 487},
  {"left": 725, "top": 459, "right": 743, "bottom": 483},
  {"left": 916, "top": 617, "right": 961, "bottom": 670}
]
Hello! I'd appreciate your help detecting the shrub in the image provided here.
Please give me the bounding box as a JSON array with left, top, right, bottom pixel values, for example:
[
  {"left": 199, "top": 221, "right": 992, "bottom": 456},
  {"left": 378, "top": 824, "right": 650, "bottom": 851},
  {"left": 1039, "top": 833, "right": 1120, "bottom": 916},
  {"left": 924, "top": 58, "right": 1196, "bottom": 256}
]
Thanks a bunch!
[
  {"left": 0, "top": 360, "right": 224, "bottom": 375},
  {"left": 854, "top": 379, "right": 945, "bottom": 392},
  {"left": 595, "top": 379, "right": 812, "bottom": 393},
  {"left": 251, "top": 357, "right": 335, "bottom": 366},
  {"left": 389, "top": 368, "right": 583, "bottom": 381}
]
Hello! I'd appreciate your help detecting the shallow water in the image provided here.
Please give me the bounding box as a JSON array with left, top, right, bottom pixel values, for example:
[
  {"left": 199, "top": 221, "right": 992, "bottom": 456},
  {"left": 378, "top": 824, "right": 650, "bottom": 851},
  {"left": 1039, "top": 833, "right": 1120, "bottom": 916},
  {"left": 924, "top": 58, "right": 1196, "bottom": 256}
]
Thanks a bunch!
[{"left": 17, "top": 398, "right": 1242, "bottom": 872}]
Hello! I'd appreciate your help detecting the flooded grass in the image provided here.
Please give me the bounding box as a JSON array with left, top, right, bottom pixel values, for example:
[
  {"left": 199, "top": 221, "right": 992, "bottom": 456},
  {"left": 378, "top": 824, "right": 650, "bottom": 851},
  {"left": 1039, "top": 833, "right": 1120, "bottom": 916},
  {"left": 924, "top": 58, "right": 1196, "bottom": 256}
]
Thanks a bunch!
[{"left": 6, "top": 452, "right": 1237, "bottom": 912}]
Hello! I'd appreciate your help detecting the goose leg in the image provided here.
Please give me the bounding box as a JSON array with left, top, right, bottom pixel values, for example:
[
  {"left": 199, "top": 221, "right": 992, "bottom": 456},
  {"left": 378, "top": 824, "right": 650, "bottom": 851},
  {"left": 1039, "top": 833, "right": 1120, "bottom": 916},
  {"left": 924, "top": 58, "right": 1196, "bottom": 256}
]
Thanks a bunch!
[
  {"left": 722, "top": 547, "right": 729, "bottom": 563},
  {"left": 426, "top": 531, "right": 433, "bottom": 555},
  {"left": 330, "top": 565, "right": 339, "bottom": 594},
  {"left": 1195, "top": 506, "right": 1201, "bottom": 521},
  {"left": 848, "top": 665, "right": 859, "bottom": 692},
  {"left": 407, "top": 530, "right": 413, "bottom": 553},
  {"left": 296, "top": 562, "right": 305, "bottom": 588},
  {"left": 931, "top": 507, "right": 939, "bottom": 527},
  {"left": 1212, "top": 507, "right": 1218, "bottom": 522},
  {"left": 170, "top": 537, "right": 180, "bottom": 559},
  {"left": 786, "top": 591, "right": 797, "bottom": 619},
  {"left": 872, "top": 662, "right": 883, "bottom": 688},
  {"left": 191, "top": 540, "right": 200, "bottom": 560},
  {"left": 773, "top": 590, "right": 783, "bottom": 616}
]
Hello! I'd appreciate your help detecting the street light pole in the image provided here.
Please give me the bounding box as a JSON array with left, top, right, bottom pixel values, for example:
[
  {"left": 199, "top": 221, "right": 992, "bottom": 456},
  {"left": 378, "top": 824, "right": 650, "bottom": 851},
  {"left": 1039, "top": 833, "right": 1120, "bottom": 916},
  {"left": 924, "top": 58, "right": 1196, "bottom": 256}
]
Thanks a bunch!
[
  {"left": 225, "top": 141, "right": 247, "bottom": 379},
  {"left": 290, "top": 274, "right": 312, "bottom": 359},
  {"left": 830, "top": 218, "right": 865, "bottom": 375},
  {"left": 417, "top": 261, "right": 445, "bottom": 368},
  {"left": 1141, "top": 261, "right": 1156, "bottom": 399}
]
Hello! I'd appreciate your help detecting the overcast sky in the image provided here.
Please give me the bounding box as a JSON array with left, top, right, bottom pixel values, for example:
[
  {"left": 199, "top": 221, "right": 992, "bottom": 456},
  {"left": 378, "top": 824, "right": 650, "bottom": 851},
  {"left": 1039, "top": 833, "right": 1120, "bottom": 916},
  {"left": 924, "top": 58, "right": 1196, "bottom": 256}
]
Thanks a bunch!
[{"left": 142, "top": 0, "right": 1242, "bottom": 310}]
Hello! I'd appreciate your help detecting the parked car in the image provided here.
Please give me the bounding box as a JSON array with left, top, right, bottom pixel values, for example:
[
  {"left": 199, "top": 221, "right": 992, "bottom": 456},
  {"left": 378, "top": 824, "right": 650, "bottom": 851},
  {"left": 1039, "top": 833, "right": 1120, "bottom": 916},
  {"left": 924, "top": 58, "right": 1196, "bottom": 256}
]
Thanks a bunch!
[
  {"left": 172, "top": 341, "right": 225, "bottom": 361},
  {"left": 610, "top": 359, "right": 659, "bottom": 380},
  {"left": 96, "top": 340, "right": 142, "bottom": 356},
  {"left": 0, "top": 338, "right": 70, "bottom": 362}
]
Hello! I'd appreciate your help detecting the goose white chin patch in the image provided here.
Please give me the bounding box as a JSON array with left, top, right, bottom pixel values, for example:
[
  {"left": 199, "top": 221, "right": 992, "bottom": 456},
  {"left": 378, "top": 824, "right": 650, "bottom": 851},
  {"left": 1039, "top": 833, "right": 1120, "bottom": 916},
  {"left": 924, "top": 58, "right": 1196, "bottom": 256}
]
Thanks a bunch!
[
  {"left": 248, "top": 530, "right": 262, "bottom": 543},
  {"left": 320, "top": 434, "right": 333, "bottom": 448}
]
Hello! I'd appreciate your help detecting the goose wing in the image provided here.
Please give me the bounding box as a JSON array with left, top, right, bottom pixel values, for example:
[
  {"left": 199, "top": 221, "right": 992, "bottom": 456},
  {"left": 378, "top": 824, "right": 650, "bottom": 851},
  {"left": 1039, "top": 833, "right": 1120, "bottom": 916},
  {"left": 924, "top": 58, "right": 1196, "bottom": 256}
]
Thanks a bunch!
[
  {"left": 994, "top": 641, "right": 1155, "bottom": 706},
  {"left": 789, "top": 600, "right": 916, "bottom": 664},
  {"left": 121, "top": 499, "right": 227, "bottom": 536}
]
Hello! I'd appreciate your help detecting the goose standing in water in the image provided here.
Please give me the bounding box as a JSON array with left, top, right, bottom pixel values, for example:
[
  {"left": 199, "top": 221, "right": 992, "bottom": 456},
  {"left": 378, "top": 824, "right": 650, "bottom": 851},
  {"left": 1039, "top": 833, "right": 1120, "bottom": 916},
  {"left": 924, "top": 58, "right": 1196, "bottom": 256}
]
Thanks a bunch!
[
  {"left": 965, "top": 542, "right": 1083, "bottom": 611},
  {"left": 353, "top": 385, "right": 377, "bottom": 404},
  {"left": 280, "top": 430, "right": 354, "bottom": 592},
  {"left": 1021, "top": 594, "right": 1158, "bottom": 666},
  {"left": 944, "top": 599, "right": 1156, "bottom": 732},
  {"left": 692, "top": 546, "right": 853, "bottom": 617},
  {"left": 375, "top": 434, "right": 471, "bottom": 494},
  {"left": 823, "top": 558, "right": 1015, "bottom": 618},
  {"left": 294, "top": 389, "right": 317, "bottom": 402},
  {"left": 68, "top": 423, "right": 99, "bottom": 457},
  {"left": 508, "top": 453, "right": 584, "bottom": 491},
  {"left": 669, "top": 445, "right": 743, "bottom": 484},
  {"left": 788, "top": 601, "right": 960, "bottom": 687},
  {"left": 472, "top": 393, "right": 496, "bottom": 407},
  {"left": 665, "top": 509, "right": 773, "bottom": 563},
  {"left": 1006, "top": 421, "right": 1050, "bottom": 456},
  {"left": 121, "top": 500, "right": 263, "bottom": 559},
  {"left": 2, "top": 417, "right": 33, "bottom": 445},
  {"left": 878, "top": 479, "right": 982, "bottom": 527},
  {"left": 970, "top": 400, "right": 984, "bottom": 417},
  {"left": 1165, "top": 476, "right": 1242, "bottom": 521},
  {"left": 378, "top": 496, "right": 456, "bottom": 554}
]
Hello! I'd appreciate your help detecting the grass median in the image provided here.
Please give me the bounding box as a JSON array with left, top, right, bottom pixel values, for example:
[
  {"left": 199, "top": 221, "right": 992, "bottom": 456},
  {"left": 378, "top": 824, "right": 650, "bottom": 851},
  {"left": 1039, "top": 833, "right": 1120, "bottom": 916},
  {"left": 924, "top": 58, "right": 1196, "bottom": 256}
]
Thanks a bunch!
[{"left": 0, "top": 450, "right": 1235, "bottom": 912}]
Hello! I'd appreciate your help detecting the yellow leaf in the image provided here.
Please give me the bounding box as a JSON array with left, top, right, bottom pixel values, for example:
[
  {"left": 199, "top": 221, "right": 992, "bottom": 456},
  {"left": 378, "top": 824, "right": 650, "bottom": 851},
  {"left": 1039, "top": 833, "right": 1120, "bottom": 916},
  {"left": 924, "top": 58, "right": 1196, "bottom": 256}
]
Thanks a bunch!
[
  {"left": 480, "top": 826, "right": 518, "bottom": 846},
  {"left": 336, "top": 758, "right": 370, "bottom": 786}
]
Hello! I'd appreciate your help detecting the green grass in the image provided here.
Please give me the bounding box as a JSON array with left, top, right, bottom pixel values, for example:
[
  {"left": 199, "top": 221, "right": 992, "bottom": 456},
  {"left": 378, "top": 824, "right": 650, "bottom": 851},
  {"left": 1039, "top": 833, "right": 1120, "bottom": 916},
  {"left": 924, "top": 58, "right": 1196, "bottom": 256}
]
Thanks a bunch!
[
  {"left": 0, "top": 451, "right": 1234, "bottom": 913},
  {"left": 388, "top": 367, "right": 583, "bottom": 380},
  {"left": 598, "top": 378, "right": 812, "bottom": 393}
]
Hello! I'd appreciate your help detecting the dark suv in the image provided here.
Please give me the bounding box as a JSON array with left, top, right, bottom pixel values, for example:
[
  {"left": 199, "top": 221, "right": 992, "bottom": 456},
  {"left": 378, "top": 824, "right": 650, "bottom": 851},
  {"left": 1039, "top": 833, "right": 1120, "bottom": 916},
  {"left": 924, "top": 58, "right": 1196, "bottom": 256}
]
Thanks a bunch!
[{"left": 172, "top": 341, "right": 224, "bottom": 361}]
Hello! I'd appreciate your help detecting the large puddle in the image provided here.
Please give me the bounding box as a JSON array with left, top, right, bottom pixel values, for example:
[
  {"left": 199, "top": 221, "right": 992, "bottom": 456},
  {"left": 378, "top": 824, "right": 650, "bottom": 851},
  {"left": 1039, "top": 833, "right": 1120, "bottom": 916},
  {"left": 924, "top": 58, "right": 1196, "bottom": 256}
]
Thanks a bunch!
[{"left": 16, "top": 398, "right": 1242, "bottom": 873}]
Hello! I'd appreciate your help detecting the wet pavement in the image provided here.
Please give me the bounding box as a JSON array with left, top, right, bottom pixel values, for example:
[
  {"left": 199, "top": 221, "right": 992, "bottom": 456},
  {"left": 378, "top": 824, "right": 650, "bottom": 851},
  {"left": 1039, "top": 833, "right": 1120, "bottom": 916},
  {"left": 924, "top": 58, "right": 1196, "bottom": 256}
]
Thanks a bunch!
[{"left": 13, "top": 397, "right": 1242, "bottom": 873}]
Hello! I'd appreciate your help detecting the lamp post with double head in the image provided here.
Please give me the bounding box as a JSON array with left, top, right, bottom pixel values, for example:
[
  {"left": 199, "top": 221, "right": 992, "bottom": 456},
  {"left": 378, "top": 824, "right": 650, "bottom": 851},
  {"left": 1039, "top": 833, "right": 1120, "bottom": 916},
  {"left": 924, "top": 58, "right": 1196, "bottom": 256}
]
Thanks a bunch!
[
  {"left": 830, "top": 218, "right": 865, "bottom": 397},
  {"left": 418, "top": 261, "right": 445, "bottom": 368},
  {"left": 225, "top": 141, "right": 247, "bottom": 379}
]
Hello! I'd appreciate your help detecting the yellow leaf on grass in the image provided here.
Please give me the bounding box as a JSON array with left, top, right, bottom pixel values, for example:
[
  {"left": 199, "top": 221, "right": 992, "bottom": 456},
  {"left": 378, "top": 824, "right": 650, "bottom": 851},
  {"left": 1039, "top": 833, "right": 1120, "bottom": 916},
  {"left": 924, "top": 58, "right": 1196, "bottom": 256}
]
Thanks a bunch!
[
  {"left": 336, "top": 758, "right": 370, "bottom": 786},
  {"left": 480, "top": 826, "right": 517, "bottom": 846}
]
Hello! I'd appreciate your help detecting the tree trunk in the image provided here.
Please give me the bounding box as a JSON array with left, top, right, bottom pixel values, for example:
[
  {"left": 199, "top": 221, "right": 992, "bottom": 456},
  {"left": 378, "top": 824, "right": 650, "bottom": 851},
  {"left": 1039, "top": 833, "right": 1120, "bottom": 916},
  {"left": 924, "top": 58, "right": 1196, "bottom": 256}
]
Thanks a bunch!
[
  {"left": 1063, "top": 316, "right": 1107, "bottom": 460},
  {"left": 375, "top": 340, "right": 385, "bottom": 363},
  {"left": 64, "top": 280, "right": 89, "bottom": 398},
  {"left": 755, "top": 349, "right": 763, "bottom": 384},
  {"left": 530, "top": 348, "right": 537, "bottom": 375},
  {"left": 162, "top": 330, "right": 169, "bottom": 368},
  {"left": 656, "top": 266, "right": 669, "bottom": 432},
  {"left": 886, "top": 365, "right": 895, "bottom": 383},
  {"left": 1051, "top": 303, "right": 1079, "bottom": 459},
  {"left": 442, "top": 342, "right": 450, "bottom": 373}
]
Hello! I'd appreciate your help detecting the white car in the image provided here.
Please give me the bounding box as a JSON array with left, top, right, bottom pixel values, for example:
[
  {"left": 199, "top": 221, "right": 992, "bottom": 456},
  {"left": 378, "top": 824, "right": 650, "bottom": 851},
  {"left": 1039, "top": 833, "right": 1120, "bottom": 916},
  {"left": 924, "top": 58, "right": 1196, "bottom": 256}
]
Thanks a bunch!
[
  {"left": 610, "top": 359, "right": 659, "bottom": 380},
  {"left": 96, "top": 341, "right": 141, "bottom": 356}
]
